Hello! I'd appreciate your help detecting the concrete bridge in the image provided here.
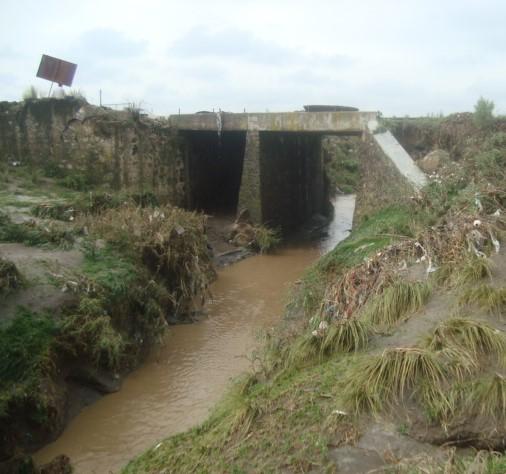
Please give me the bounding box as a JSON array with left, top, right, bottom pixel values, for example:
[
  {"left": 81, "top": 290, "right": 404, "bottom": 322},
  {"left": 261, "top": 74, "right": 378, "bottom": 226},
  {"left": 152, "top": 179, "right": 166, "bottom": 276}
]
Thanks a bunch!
[
  {"left": 171, "top": 111, "right": 380, "bottom": 230},
  {"left": 0, "top": 99, "right": 426, "bottom": 235}
]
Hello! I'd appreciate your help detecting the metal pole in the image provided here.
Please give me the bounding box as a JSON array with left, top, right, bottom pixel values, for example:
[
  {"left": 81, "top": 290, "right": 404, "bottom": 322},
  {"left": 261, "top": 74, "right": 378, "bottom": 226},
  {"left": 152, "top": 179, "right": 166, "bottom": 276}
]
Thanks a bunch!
[
  {"left": 48, "top": 82, "right": 54, "bottom": 97},
  {"left": 99, "top": 89, "right": 102, "bottom": 106}
]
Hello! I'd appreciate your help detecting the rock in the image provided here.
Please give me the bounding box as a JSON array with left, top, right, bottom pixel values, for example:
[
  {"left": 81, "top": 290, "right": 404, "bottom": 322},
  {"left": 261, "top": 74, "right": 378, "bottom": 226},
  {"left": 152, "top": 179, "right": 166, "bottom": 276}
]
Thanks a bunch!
[
  {"left": 418, "top": 149, "right": 450, "bottom": 173},
  {"left": 229, "top": 212, "right": 256, "bottom": 247},
  {"left": 231, "top": 229, "right": 255, "bottom": 247},
  {"left": 236, "top": 208, "right": 251, "bottom": 224},
  {"left": 67, "top": 366, "right": 121, "bottom": 394},
  {"left": 39, "top": 455, "right": 72, "bottom": 474}
]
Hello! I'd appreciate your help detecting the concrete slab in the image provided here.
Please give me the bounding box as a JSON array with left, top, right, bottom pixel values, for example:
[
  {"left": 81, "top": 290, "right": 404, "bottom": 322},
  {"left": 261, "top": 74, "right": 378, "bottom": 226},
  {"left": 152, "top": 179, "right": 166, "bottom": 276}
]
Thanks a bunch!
[{"left": 170, "top": 111, "right": 378, "bottom": 134}]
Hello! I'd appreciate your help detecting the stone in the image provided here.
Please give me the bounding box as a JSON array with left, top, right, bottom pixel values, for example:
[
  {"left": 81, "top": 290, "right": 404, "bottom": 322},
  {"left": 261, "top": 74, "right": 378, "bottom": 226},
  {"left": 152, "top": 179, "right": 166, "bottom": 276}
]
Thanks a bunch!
[
  {"left": 418, "top": 149, "right": 450, "bottom": 173},
  {"left": 236, "top": 208, "right": 251, "bottom": 224},
  {"left": 39, "top": 455, "right": 72, "bottom": 474}
]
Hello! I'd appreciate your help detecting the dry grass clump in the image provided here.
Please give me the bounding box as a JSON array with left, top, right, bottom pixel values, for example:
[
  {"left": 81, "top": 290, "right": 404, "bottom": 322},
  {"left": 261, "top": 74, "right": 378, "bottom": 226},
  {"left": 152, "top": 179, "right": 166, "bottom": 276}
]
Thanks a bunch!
[
  {"left": 320, "top": 259, "right": 392, "bottom": 320},
  {"left": 320, "top": 319, "right": 370, "bottom": 354},
  {"left": 276, "top": 318, "right": 370, "bottom": 371},
  {"left": 459, "top": 284, "right": 506, "bottom": 317},
  {"left": 425, "top": 318, "right": 505, "bottom": 363},
  {"left": 360, "top": 280, "right": 431, "bottom": 329},
  {"left": 86, "top": 205, "right": 215, "bottom": 316},
  {"left": 343, "top": 347, "right": 447, "bottom": 415},
  {"left": 432, "top": 373, "right": 506, "bottom": 427},
  {"left": 456, "top": 256, "right": 494, "bottom": 285},
  {"left": 0, "top": 257, "right": 21, "bottom": 294},
  {"left": 468, "top": 374, "right": 506, "bottom": 420}
]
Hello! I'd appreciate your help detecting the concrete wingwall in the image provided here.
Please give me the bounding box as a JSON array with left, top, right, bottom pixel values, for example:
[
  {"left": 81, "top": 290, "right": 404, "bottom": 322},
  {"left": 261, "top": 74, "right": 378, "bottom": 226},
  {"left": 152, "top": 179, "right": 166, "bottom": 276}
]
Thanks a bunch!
[
  {"left": 354, "top": 132, "right": 418, "bottom": 225},
  {"left": 0, "top": 98, "right": 187, "bottom": 206}
]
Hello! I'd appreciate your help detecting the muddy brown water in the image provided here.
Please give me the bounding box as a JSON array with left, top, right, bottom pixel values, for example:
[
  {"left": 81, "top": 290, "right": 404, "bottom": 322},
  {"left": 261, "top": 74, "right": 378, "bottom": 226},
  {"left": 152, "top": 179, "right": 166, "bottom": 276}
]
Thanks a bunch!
[{"left": 34, "top": 195, "right": 356, "bottom": 473}]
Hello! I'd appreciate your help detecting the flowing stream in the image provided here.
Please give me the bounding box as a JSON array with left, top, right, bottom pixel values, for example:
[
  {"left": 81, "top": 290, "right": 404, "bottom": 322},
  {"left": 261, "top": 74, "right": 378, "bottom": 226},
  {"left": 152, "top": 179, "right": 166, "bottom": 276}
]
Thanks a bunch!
[{"left": 34, "top": 194, "right": 356, "bottom": 473}]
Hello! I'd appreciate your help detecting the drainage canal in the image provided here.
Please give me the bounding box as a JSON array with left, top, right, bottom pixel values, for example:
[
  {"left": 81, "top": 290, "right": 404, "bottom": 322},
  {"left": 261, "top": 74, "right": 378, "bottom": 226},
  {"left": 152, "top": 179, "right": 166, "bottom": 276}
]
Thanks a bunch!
[{"left": 34, "top": 195, "right": 356, "bottom": 473}]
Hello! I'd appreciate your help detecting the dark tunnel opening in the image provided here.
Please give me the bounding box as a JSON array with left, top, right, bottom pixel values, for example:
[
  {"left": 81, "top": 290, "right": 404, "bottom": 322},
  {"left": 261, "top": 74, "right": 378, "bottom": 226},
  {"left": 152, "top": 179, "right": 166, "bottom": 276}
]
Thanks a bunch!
[
  {"left": 260, "top": 132, "right": 326, "bottom": 232},
  {"left": 185, "top": 131, "right": 246, "bottom": 214}
]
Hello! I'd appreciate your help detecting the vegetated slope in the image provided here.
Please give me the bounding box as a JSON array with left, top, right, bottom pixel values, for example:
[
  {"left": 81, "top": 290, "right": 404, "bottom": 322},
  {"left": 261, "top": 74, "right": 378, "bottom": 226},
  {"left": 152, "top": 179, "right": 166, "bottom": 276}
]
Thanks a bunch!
[
  {"left": 323, "top": 136, "right": 361, "bottom": 194},
  {"left": 124, "top": 114, "right": 506, "bottom": 474},
  {"left": 0, "top": 168, "right": 215, "bottom": 464}
]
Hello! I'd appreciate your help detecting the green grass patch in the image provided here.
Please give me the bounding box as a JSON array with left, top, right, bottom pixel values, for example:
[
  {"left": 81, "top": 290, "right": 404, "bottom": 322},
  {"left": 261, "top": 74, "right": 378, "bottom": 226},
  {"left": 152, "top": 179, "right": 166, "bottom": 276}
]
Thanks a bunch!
[
  {"left": 81, "top": 246, "right": 138, "bottom": 299},
  {"left": 123, "top": 356, "right": 355, "bottom": 473},
  {"left": 0, "top": 308, "right": 57, "bottom": 416}
]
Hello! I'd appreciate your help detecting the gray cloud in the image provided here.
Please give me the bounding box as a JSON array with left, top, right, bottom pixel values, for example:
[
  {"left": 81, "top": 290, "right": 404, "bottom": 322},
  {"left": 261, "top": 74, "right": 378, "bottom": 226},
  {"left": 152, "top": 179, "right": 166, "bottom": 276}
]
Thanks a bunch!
[
  {"left": 75, "top": 28, "right": 147, "bottom": 59},
  {"left": 169, "top": 27, "right": 351, "bottom": 67}
]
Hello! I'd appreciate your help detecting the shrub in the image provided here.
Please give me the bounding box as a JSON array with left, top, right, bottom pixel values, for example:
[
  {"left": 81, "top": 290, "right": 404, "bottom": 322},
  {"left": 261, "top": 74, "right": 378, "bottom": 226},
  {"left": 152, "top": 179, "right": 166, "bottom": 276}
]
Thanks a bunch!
[{"left": 474, "top": 97, "right": 495, "bottom": 129}]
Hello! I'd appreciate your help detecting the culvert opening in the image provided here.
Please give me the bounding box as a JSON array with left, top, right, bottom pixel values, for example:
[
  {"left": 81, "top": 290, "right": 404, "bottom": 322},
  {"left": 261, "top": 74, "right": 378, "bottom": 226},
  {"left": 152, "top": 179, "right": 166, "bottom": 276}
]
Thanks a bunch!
[{"left": 185, "top": 131, "right": 246, "bottom": 214}]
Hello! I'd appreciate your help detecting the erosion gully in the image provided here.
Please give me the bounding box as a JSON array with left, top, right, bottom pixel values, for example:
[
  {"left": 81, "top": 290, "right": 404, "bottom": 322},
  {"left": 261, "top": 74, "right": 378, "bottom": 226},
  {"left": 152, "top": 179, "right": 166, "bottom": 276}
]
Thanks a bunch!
[{"left": 34, "top": 195, "right": 356, "bottom": 473}]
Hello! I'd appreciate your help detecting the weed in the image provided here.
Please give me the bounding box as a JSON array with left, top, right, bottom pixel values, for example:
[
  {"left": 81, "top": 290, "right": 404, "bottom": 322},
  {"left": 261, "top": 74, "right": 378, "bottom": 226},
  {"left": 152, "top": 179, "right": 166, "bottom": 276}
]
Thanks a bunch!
[
  {"left": 253, "top": 225, "right": 281, "bottom": 253},
  {"left": 0, "top": 257, "right": 21, "bottom": 294}
]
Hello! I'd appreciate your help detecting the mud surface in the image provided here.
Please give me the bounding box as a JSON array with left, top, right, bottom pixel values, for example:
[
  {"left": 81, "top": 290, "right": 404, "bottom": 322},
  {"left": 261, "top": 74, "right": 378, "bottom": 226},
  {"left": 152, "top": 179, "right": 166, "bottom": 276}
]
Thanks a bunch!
[
  {"left": 34, "top": 196, "right": 356, "bottom": 473},
  {"left": 0, "top": 243, "right": 83, "bottom": 323}
]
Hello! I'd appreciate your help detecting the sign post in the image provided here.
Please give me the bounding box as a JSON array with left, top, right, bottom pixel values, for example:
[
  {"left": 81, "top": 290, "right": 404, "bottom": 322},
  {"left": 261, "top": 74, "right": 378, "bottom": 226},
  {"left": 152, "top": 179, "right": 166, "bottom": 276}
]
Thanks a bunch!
[{"left": 36, "top": 54, "right": 78, "bottom": 96}]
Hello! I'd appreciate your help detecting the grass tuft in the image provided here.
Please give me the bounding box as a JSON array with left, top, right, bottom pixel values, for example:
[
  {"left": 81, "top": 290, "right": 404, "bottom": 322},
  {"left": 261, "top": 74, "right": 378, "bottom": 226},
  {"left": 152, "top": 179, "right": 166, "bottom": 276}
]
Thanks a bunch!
[
  {"left": 342, "top": 347, "right": 447, "bottom": 415},
  {"left": 320, "top": 319, "right": 370, "bottom": 355},
  {"left": 283, "top": 318, "right": 370, "bottom": 370},
  {"left": 456, "top": 256, "right": 493, "bottom": 285},
  {"left": 360, "top": 280, "right": 431, "bottom": 329},
  {"left": 425, "top": 318, "right": 505, "bottom": 363},
  {"left": 253, "top": 225, "right": 281, "bottom": 253},
  {"left": 459, "top": 284, "right": 506, "bottom": 317}
]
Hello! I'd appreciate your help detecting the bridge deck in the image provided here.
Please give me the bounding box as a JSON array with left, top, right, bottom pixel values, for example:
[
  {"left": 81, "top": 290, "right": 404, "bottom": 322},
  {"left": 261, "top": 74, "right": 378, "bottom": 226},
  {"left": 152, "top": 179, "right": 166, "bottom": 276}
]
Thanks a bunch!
[{"left": 169, "top": 111, "right": 378, "bottom": 134}]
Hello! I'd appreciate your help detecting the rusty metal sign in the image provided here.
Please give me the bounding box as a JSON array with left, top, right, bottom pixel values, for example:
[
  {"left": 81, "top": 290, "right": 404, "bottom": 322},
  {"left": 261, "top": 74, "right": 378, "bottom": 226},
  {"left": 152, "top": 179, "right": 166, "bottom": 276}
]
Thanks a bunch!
[{"left": 36, "top": 54, "right": 77, "bottom": 87}]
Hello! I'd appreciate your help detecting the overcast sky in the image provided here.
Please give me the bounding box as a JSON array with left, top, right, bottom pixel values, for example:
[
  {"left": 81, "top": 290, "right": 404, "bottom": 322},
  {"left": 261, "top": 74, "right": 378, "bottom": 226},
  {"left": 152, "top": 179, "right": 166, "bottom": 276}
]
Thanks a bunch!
[{"left": 1, "top": 0, "right": 505, "bottom": 116}]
